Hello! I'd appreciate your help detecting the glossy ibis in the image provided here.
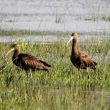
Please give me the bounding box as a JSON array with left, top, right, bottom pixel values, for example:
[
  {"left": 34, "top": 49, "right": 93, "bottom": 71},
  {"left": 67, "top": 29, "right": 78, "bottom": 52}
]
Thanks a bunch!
[
  {"left": 67, "top": 32, "right": 97, "bottom": 71},
  {"left": 6, "top": 44, "right": 51, "bottom": 77}
]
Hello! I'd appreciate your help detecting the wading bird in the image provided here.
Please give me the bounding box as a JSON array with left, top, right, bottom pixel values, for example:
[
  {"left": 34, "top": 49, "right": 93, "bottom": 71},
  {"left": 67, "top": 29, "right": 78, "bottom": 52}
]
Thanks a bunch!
[
  {"left": 6, "top": 44, "right": 51, "bottom": 77},
  {"left": 67, "top": 32, "right": 97, "bottom": 71}
]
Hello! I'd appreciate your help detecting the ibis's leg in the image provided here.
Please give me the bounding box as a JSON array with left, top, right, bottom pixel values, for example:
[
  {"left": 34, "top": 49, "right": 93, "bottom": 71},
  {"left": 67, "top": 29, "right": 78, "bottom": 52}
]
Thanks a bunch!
[
  {"left": 86, "top": 68, "right": 91, "bottom": 89},
  {"left": 29, "top": 69, "right": 32, "bottom": 78},
  {"left": 26, "top": 71, "right": 29, "bottom": 78},
  {"left": 87, "top": 68, "right": 90, "bottom": 79}
]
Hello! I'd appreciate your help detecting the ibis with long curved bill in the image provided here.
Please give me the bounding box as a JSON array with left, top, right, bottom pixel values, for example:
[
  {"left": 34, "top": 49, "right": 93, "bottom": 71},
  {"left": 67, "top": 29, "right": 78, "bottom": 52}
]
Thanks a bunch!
[{"left": 67, "top": 32, "right": 97, "bottom": 70}]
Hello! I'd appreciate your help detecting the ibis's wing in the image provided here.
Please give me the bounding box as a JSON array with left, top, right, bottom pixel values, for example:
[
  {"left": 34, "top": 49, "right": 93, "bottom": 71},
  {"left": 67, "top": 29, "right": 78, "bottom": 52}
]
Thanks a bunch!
[
  {"left": 19, "top": 54, "right": 50, "bottom": 69},
  {"left": 39, "top": 60, "right": 51, "bottom": 67},
  {"left": 79, "top": 51, "right": 93, "bottom": 64}
]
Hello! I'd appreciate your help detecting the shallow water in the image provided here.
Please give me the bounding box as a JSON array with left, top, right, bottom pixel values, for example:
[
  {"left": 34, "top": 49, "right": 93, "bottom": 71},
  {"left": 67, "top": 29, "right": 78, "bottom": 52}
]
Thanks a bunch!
[
  {"left": 0, "top": 35, "right": 58, "bottom": 43},
  {"left": 1, "top": 85, "right": 110, "bottom": 110},
  {"left": 16, "top": 86, "right": 110, "bottom": 110},
  {"left": 0, "top": 0, "right": 110, "bottom": 42},
  {"left": 37, "top": 86, "right": 110, "bottom": 110}
]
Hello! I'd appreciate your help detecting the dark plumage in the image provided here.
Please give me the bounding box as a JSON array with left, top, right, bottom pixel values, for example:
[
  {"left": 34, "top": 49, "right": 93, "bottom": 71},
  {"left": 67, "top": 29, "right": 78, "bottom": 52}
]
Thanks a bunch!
[
  {"left": 6, "top": 44, "right": 51, "bottom": 72},
  {"left": 67, "top": 32, "right": 97, "bottom": 70}
]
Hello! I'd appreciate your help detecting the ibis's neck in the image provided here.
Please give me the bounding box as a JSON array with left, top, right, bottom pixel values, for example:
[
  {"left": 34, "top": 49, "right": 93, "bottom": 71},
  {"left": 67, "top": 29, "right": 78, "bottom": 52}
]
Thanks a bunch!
[
  {"left": 12, "top": 49, "right": 19, "bottom": 60},
  {"left": 71, "top": 39, "right": 78, "bottom": 55}
]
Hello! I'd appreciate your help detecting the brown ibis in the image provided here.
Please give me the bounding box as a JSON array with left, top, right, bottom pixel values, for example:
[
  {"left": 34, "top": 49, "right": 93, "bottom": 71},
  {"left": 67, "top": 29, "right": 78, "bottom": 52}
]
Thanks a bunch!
[
  {"left": 6, "top": 44, "right": 51, "bottom": 77},
  {"left": 67, "top": 32, "right": 97, "bottom": 71}
]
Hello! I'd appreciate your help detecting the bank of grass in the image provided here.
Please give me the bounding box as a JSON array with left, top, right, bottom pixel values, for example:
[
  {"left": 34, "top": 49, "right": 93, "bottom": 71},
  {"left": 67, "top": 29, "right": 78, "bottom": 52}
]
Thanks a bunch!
[
  {"left": 0, "top": 30, "right": 68, "bottom": 36},
  {"left": 0, "top": 39, "right": 110, "bottom": 110}
]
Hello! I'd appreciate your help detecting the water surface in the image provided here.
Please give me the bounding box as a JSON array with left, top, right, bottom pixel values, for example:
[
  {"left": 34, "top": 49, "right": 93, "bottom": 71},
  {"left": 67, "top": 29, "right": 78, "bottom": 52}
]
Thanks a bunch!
[{"left": 0, "top": 0, "right": 110, "bottom": 42}]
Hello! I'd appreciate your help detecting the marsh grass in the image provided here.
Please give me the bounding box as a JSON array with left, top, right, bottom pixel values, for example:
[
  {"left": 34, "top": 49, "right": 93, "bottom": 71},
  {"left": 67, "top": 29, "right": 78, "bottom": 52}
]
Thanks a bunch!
[{"left": 0, "top": 39, "right": 110, "bottom": 110}]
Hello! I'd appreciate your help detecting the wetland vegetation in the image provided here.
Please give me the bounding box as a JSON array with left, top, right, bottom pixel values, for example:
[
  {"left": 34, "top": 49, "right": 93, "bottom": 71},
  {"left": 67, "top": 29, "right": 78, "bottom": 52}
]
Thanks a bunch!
[
  {"left": 0, "top": 0, "right": 110, "bottom": 109},
  {"left": 0, "top": 39, "right": 110, "bottom": 110}
]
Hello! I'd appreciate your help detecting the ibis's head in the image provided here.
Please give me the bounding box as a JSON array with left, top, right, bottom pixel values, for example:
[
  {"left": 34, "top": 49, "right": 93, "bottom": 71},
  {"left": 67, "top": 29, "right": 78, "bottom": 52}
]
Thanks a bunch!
[
  {"left": 11, "top": 44, "right": 20, "bottom": 49},
  {"left": 6, "top": 44, "right": 20, "bottom": 56},
  {"left": 67, "top": 32, "right": 78, "bottom": 45}
]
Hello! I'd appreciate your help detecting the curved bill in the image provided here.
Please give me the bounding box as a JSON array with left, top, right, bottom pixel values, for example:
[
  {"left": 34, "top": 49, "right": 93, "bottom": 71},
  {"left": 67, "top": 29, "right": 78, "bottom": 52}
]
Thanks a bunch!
[
  {"left": 67, "top": 37, "right": 73, "bottom": 46},
  {"left": 6, "top": 48, "right": 14, "bottom": 56}
]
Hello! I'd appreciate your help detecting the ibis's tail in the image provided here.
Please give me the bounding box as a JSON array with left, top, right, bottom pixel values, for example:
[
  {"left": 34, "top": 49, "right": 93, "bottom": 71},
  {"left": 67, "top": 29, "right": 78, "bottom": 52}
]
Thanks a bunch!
[{"left": 39, "top": 60, "right": 51, "bottom": 67}]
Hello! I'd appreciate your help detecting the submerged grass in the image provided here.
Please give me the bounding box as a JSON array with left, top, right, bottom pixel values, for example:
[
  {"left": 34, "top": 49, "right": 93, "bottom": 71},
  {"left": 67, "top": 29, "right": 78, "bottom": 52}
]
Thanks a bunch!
[{"left": 0, "top": 39, "right": 110, "bottom": 110}]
